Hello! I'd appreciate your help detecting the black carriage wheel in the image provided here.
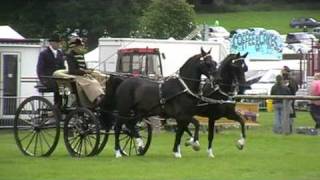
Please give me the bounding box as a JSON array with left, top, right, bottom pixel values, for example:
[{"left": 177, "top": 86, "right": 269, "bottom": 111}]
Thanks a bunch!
[
  {"left": 93, "top": 131, "right": 109, "bottom": 156},
  {"left": 119, "top": 119, "right": 152, "bottom": 156},
  {"left": 63, "top": 107, "right": 100, "bottom": 157},
  {"left": 93, "top": 111, "right": 115, "bottom": 155},
  {"left": 13, "top": 96, "right": 61, "bottom": 157}
]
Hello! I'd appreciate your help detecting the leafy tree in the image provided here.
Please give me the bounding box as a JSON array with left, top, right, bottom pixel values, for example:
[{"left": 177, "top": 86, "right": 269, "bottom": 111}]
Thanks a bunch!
[
  {"left": 53, "top": 0, "right": 151, "bottom": 49},
  {"left": 4, "top": 0, "right": 151, "bottom": 49},
  {"left": 137, "top": 0, "right": 196, "bottom": 39}
]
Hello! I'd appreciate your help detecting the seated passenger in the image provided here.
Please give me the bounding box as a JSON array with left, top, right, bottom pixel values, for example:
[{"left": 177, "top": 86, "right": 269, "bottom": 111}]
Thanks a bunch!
[
  {"left": 65, "top": 37, "right": 105, "bottom": 108},
  {"left": 36, "top": 33, "right": 65, "bottom": 105}
]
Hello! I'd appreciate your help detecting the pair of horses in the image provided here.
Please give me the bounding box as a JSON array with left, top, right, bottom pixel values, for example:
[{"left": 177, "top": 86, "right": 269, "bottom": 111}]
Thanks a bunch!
[
  {"left": 185, "top": 52, "right": 248, "bottom": 157},
  {"left": 102, "top": 48, "right": 248, "bottom": 158}
]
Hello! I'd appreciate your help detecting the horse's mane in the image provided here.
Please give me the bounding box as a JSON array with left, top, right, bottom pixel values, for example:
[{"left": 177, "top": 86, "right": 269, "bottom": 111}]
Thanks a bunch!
[
  {"left": 218, "top": 54, "right": 236, "bottom": 72},
  {"left": 179, "top": 54, "right": 201, "bottom": 72}
]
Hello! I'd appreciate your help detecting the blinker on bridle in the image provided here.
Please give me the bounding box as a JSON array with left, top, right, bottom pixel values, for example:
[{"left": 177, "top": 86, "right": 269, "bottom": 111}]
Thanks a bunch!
[
  {"left": 231, "top": 57, "right": 244, "bottom": 63},
  {"left": 200, "top": 54, "right": 211, "bottom": 61}
]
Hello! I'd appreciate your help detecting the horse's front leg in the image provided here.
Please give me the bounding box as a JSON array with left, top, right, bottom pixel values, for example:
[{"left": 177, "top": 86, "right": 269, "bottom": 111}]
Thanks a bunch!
[
  {"left": 172, "top": 121, "right": 186, "bottom": 158},
  {"left": 114, "top": 120, "right": 123, "bottom": 158},
  {"left": 207, "top": 117, "right": 215, "bottom": 158},
  {"left": 184, "top": 118, "right": 200, "bottom": 151},
  {"left": 235, "top": 112, "right": 246, "bottom": 150},
  {"left": 114, "top": 116, "right": 129, "bottom": 158},
  {"left": 126, "top": 118, "right": 145, "bottom": 155}
]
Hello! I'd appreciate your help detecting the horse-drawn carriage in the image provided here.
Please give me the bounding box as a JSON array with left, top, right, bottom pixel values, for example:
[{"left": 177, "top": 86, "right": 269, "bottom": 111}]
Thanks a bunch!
[
  {"left": 13, "top": 47, "right": 163, "bottom": 157},
  {"left": 13, "top": 48, "right": 250, "bottom": 158},
  {"left": 13, "top": 73, "right": 153, "bottom": 157}
]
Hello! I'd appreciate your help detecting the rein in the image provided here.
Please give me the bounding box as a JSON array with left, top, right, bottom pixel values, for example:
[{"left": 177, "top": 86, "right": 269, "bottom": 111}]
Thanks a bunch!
[{"left": 179, "top": 75, "right": 202, "bottom": 82}]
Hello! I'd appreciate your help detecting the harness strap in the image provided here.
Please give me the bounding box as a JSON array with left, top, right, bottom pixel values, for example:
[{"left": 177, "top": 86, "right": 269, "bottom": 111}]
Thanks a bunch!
[
  {"left": 159, "top": 82, "right": 166, "bottom": 109},
  {"left": 177, "top": 76, "right": 200, "bottom": 99},
  {"left": 199, "top": 96, "right": 235, "bottom": 105}
]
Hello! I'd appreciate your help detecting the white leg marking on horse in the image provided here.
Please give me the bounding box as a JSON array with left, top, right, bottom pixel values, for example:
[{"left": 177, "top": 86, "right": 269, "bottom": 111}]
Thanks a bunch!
[
  {"left": 115, "top": 150, "right": 122, "bottom": 158},
  {"left": 135, "top": 137, "right": 144, "bottom": 147},
  {"left": 207, "top": 148, "right": 215, "bottom": 158},
  {"left": 185, "top": 137, "right": 194, "bottom": 147},
  {"left": 238, "top": 137, "right": 245, "bottom": 146},
  {"left": 173, "top": 145, "right": 182, "bottom": 158},
  {"left": 236, "top": 137, "right": 245, "bottom": 150}
]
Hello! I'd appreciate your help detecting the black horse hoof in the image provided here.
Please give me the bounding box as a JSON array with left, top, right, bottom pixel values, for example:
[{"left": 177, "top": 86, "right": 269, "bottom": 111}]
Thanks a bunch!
[
  {"left": 137, "top": 146, "right": 144, "bottom": 156},
  {"left": 236, "top": 144, "right": 244, "bottom": 150}
]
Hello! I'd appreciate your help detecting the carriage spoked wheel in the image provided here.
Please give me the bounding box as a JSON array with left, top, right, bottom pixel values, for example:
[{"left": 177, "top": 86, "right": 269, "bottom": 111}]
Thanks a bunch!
[
  {"left": 92, "top": 128, "right": 109, "bottom": 156},
  {"left": 92, "top": 111, "right": 115, "bottom": 156},
  {"left": 63, "top": 107, "right": 100, "bottom": 157},
  {"left": 13, "top": 96, "right": 61, "bottom": 157},
  {"left": 119, "top": 119, "right": 152, "bottom": 156}
]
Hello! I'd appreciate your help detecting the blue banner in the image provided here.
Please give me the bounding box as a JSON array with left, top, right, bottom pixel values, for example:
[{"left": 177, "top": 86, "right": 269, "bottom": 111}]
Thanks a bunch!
[{"left": 230, "top": 28, "right": 283, "bottom": 60}]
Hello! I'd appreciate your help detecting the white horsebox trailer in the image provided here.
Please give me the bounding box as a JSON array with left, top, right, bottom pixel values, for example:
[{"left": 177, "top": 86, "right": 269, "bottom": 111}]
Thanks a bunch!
[
  {"left": 0, "top": 26, "right": 47, "bottom": 124},
  {"left": 97, "top": 38, "right": 230, "bottom": 76},
  {"left": 0, "top": 39, "right": 45, "bottom": 122}
]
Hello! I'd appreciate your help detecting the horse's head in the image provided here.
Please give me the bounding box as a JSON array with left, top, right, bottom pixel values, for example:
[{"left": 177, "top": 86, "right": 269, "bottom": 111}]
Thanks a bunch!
[
  {"left": 230, "top": 52, "right": 248, "bottom": 84},
  {"left": 218, "top": 52, "right": 249, "bottom": 94},
  {"left": 231, "top": 52, "right": 250, "bottom": 94},
  {"left": 198, "top": 47, "right": 218, "bottom": 81}
]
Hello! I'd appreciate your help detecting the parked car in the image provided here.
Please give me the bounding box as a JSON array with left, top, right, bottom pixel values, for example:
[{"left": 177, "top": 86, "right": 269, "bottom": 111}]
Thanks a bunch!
[
  {"left": 208, "top": 26, "right": 230, "bottom": 39},
  {"left": 311, "top": 27, "right": 320, "bottom": 38},
  {"left": 286, "top": 32, "right": 318, "bottom": 46},
  {"left": 290, "top": 17, "right": 320, "bottom": 28},
  {"left": 286, "top": 43, "right": 311, "bottom": 54}
]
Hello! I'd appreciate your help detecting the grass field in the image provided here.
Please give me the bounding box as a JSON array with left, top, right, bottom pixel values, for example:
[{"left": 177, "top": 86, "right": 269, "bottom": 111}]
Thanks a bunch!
[
  {"left": 0, "top": 111, "right": 319, "bottom": 180},
  {"left": 195, "top": 10, "right": 320, "bottom": 34}
]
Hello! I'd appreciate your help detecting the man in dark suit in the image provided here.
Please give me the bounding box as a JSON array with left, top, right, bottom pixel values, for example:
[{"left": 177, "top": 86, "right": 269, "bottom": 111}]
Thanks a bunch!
[
  {"left": 36, "top": 34, "right": 65, "bottom": 105},
  {"left": 281, "top": 66, "right": 299, "bottom": 133}
]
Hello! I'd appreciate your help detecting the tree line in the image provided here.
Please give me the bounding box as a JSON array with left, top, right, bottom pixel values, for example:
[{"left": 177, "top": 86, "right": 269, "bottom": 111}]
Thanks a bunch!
[{"left": 1, "top": 0, "right": 318, "bottom": 49}]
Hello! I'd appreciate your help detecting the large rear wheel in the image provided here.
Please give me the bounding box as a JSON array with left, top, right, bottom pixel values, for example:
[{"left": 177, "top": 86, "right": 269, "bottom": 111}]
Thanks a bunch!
[{"left": 13, "top": 96, "right": 60, "bottom": 157}]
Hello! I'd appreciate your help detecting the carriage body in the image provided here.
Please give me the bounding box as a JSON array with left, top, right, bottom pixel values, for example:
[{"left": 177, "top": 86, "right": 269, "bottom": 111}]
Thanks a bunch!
[{"left": 13, "top": 73, "right": 153, "bottom": 157}]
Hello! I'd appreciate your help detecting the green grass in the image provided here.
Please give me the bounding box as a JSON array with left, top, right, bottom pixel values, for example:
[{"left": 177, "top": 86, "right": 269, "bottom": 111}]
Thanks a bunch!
[
  {"left": 0, "top": 111, "right": 319, "bottom": 180},
  {"left": 196, "top": 10, "right": 320, "bottom": 34}
]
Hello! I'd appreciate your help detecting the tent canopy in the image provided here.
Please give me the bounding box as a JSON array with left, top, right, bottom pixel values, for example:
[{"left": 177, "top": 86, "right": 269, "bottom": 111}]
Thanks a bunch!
[{"left": 0, "top": 26, "right": 25, "bottom": 39}]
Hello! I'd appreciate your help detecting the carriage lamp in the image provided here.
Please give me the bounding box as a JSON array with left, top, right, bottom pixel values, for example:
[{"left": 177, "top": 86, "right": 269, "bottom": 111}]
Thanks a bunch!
[
  {"left": 58, "top": 86, "right": 65, "bottom": 95},
  {"left": 64, "top": 87, "right": 71, "bottom": 96}
]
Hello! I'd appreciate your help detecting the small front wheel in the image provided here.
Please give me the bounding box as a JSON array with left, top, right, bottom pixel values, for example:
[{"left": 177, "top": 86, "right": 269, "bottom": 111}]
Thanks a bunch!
[
  {"left": 63, "top": 107, "right": 100, "bottom": 157},
  {"left": 119, "top": 119, "right": 152, "bottom": 156}
]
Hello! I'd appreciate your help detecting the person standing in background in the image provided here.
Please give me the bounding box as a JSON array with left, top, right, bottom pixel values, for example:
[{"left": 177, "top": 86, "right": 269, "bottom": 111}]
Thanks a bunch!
[
  {"left": 271, "top": 75, "right": 291, "bottom": 134},
  {"left": 281, "top": 66, "right": 298, "bottom": 132},
  {"left": 309, "top": 73, "right": 320, "bottom": 129}
]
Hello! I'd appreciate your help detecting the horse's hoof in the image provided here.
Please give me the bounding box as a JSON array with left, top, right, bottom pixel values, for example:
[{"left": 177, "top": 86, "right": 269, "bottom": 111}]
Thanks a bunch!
[
  {"left": 137, "top": 146, "right": 144, "bottom": 155},
  {"left": 191, "top": 141, "right": 200, "bottom": 151},
  {"left": 207, "top": 149, "right": 215, "bottom": 158},
  {"left": 236, "top": 144, "right": 244, "bottom": 150},
  {"left": 185, "top": 137, "right": 194, "bottom": 147},
  {"left": 208, "top": 153, "right": 215, "bottom": 158},
  {"left": 236, "top": 138, "right": 245, "bottom": 150},
  {"left": 173, "top": 152, "right": 182, "bottom": 158},
  {"left": 115, "top": 150, "right": 122, "bottom": 158}
]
